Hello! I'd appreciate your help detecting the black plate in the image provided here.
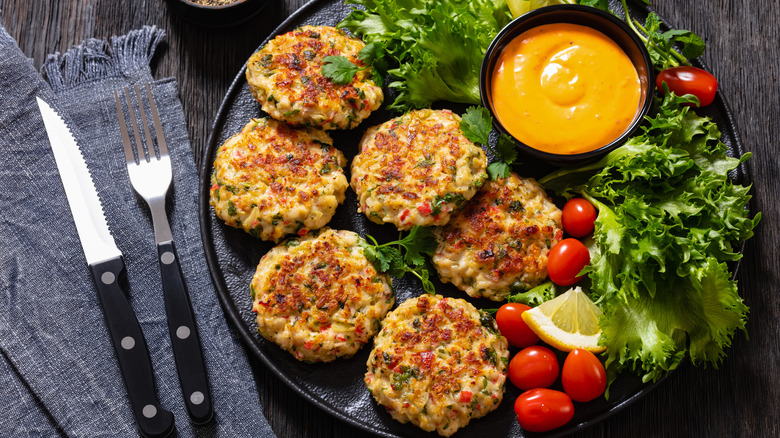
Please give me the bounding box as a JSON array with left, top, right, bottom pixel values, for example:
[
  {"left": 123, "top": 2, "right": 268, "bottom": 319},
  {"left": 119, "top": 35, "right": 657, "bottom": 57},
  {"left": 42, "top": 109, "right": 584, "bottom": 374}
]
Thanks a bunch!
[{"left": 198, "top": 1, "right": 749, "bottom": 436}]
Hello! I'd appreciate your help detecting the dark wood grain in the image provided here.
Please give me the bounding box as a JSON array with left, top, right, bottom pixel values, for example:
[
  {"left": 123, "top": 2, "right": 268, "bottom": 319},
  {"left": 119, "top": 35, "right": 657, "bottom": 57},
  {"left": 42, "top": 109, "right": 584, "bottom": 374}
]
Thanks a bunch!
[{"left": 1, "top": 0, "right": 777, "bottom": 436}]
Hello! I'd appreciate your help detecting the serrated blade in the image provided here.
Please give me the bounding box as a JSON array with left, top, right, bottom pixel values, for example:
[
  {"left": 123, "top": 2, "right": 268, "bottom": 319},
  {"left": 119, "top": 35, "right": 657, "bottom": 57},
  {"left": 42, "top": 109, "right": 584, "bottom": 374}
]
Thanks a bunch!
[{"left": 37, "top": 97, "right": 122, "bottom": 265}]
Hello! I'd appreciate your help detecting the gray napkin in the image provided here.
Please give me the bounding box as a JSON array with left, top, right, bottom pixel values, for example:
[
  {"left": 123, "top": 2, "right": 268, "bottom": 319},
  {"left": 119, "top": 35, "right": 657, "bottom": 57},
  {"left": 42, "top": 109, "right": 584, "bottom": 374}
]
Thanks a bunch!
[{"left": 0, "top": 23, "right": 275, "bottom": 437}]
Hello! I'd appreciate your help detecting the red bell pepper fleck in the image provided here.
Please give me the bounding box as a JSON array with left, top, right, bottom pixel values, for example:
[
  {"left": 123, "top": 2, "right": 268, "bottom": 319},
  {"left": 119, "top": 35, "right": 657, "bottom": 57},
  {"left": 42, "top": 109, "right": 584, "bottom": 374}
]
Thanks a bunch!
[{"left": 419, "top": 350, "right": 434, "bottom": 370}]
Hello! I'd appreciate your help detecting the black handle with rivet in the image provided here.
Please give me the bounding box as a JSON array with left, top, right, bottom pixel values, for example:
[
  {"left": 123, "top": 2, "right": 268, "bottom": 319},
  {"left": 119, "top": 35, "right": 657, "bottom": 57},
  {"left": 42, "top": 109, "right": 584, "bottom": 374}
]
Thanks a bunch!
[
  {"left": 89, "top": 256, "right": 175, "bottom": 438},
  {"left": 157, "top": 241, "right": 213, "bottom": 425}
]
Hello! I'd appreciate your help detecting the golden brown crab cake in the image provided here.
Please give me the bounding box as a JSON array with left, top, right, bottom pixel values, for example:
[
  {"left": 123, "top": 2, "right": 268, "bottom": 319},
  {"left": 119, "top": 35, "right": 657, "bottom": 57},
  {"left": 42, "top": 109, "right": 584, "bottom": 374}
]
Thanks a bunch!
[
  {"left": 432, "top": 174, "right": 564, "bottom": 301},
  {"left": 209, "top": 118, "right": 348, "bottom": 242},
  {"left": 250, "top": 228, "right": 394, "bottom": 362},
  {"left": 350, "top": 109, "right": 488, "bottom": 230},
  {"left": 245, "top": 25, "right": 383, "bottom": 130},
  {"left": 365, "top": 294, "right": 509, "bottom": 437}
]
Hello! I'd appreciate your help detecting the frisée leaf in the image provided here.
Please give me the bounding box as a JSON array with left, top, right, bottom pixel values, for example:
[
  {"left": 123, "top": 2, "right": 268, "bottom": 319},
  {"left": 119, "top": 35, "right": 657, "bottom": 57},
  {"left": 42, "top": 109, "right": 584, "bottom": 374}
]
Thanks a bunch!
[
  {"left": 540, "top": 91, "right": 760, "bottom": 388},
  {"left": 339, "top": 0, "right": 513, "bottom": 112}
]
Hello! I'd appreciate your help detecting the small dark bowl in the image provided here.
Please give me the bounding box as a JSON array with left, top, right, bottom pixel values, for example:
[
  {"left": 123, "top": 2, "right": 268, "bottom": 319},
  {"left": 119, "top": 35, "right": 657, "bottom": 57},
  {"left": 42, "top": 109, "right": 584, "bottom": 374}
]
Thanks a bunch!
[
  {"left": 480, "top": 4, "right": 654, "bottom": 164},
  {"left": 167, "top": 0, "right": 269, "bottom": 27}
]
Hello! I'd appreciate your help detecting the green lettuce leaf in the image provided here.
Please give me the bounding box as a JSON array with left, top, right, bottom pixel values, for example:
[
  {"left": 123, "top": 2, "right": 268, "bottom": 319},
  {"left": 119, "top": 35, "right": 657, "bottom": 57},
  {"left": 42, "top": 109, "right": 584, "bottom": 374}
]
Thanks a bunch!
[
  {"left": 541, "top": 91, "right": 760, "bottom": 385},
  {"left": 600, "top": 259, "right": 748, "bottom": 388},
  {"left": 339, "top": 0, "right": 512, "bottom": 111}
]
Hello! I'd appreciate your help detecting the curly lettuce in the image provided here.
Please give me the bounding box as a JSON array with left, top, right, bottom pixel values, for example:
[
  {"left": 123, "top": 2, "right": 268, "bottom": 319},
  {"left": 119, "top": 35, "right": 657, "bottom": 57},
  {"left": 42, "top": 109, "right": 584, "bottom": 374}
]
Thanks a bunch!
[
  {"left": 338, "top": 0, "right": 512, "bottom": 112},
  {"left": 540, "top": 91, "right": 760, "bottom": 386}
]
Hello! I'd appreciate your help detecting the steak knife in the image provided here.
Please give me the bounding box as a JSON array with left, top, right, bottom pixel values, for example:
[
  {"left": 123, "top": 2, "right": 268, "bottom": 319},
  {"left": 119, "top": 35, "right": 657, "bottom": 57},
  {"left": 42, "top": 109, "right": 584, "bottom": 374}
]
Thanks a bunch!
[{"left": 37, "top": 97, "right": 175, "bottom": 438}]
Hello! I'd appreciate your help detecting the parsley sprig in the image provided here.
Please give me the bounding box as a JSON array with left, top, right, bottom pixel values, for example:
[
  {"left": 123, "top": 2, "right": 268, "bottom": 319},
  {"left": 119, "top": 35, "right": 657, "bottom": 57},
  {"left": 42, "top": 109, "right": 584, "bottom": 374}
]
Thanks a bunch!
[
  {"left": 460, "top": 106, "right": 519, "bottom": 180},
  {"left": 322, "top": 42, "right": 387, "bottom": 86},
  {"left": 359, "top": 226, "right": 438, "bottom": 294}
]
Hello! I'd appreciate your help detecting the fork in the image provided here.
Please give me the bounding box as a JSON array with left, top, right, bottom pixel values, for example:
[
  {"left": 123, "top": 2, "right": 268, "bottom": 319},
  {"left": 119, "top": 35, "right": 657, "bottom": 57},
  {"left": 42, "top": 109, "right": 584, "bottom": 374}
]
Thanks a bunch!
[{"left": 115, "top": 83, "right": 213, "bottom": 425}]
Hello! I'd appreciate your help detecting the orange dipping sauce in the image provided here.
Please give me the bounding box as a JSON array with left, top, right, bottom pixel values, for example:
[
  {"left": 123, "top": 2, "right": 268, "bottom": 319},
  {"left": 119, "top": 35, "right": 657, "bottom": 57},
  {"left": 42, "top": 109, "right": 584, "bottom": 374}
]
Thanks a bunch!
[{"left": 491, "top": 23, "right": 641, "bottom": 155}]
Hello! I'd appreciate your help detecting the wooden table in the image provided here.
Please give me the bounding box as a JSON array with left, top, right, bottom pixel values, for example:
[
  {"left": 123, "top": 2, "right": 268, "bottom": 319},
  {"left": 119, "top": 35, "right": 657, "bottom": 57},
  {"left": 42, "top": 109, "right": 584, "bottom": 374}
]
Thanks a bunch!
[{"left": 2, "top": 0, "right": 777, "bottom": 436}]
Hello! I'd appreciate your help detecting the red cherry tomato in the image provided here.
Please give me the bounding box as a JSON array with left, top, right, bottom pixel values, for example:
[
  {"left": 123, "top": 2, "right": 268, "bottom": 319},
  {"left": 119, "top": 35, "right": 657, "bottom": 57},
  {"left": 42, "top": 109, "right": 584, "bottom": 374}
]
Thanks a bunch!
[
  {"left": 546, "top": 238, "right": 590, "bottom": 286},
  {"left": 562, "top": 198, "right": 598, "bottom": 238},
  {"left": 509, "top": 346, "right": 560, "bottom": 390},
  {"left": 656, "top": 66, "right": 718, "bottom": 107},
  {"left": 561, "top": 349, "right": 607, "bottom": 402},
  {"left": 514, "top": 388, "right": 574, "bottom": 433},
  {"left": 496, "top": 303, "right": 539, "bottom": 348}
]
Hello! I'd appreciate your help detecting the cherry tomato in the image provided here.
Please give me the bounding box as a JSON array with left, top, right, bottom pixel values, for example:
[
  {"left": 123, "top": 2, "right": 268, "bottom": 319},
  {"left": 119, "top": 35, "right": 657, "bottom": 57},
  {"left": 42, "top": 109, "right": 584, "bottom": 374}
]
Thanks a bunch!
[
  {"left": 496, "top": 303, "right": 539, "bottom": 348},
  {"left": 561, "top": 349, "right": 607, "bottom": 402},
  {"left": 656, "top": 66, "right": 718, "bottom": 107},
  {"left": 547, "top": 238, "right": 590, "bottom": 286},
  {"left": 514, "top": 388, "right": 574, "bottom": 433},
  {"left": 562, "top": 198, "right": 597, "bottom": 238},
  {"left": 509, "top": 346, "right": 560, "bottom": 390}
]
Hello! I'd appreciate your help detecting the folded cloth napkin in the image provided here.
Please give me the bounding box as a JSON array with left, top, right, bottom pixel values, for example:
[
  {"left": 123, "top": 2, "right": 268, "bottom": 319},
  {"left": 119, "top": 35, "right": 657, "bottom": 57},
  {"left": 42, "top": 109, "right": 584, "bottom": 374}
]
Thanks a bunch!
[{"left": 0, "top": 23, "right": 275, "bottom": 437}]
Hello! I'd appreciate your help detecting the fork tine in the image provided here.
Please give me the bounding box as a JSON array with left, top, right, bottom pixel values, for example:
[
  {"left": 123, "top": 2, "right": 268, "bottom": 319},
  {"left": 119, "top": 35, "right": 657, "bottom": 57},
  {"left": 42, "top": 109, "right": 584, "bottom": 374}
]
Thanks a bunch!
[
  {"left": 144, "top": 83, "right": 169, "bottom": 158},
  {"left": 114, "top": 89, "right": 137, "bottom": 165},
  {"left": 123, "top": 86, "right": 148, "bottom": 163},
  {"left": 133, "top": 83, "right": 158, "bottom": 161}
]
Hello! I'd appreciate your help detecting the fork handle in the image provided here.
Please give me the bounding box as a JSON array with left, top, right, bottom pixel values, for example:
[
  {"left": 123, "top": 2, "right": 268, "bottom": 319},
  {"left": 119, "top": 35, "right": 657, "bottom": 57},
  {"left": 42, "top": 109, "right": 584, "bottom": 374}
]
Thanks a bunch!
[
  {"left": 157, "top": 241, "right": 214, "bottom": 425},
  {"left": 89, "top": 257, "right": 175, "bottom": 438}
]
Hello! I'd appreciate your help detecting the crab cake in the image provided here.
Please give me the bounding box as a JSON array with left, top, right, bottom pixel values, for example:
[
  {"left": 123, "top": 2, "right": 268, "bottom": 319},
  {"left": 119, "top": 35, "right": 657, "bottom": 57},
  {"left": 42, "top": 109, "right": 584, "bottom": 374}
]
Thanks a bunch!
[
  {"left": 432, "top": 174, "right": 564, "bottom": 301},
  {"left": 365, "top": 294, "right": 509, "bottom": 437},
  {"left": 250, "top": 228, "right": 394, "bottom": 362},
  {"left": 245, "top": 25, "right": 383, "bottom": 130},
  {"left": 351, "top": 109, "right": 488, "bottom": 230},
  {"left": 210, "top": 118, "right": 348, "bottom": 242}
]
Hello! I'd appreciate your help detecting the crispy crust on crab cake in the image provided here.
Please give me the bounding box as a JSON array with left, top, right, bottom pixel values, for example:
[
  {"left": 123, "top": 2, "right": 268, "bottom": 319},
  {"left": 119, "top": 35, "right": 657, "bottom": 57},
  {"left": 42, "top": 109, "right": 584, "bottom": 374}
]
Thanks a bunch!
[
  {"left": 350, "top": 109, "right": 488, "bottom": 230},
  {"left": 250, "top": 228, "right": 394, "bottom": 362},
  {"left": 209, "top": 118, "right": 348, "bottom": 242},
  {"left": 364, "top": 294, "right": 509, "bottom": 437},
  {"left": 245, "top": 25, "right": 383, "bottom": 130},
  {"left": 432, "top": 174, "right": 563, "bottom": 301}
]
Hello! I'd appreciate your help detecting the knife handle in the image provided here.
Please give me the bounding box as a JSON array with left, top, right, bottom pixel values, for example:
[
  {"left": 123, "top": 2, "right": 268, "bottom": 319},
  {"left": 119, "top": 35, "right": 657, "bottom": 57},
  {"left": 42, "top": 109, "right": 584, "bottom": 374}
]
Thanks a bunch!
[
  {"left": 157, "top": 241, "right": 213, "bottom": 425},
  {"left": 89, "top": 257, "right": 175, "bottom": 438}
]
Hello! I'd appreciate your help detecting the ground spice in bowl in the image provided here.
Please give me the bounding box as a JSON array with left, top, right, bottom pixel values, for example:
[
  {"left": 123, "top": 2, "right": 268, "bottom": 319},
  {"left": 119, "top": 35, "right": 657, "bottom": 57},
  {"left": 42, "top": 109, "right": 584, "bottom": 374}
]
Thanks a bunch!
[
  {"left": 170, "top": 0, "right": 265, "bottom": 26},
  {"left": 187, "top": 0, "right": 242, "bottom": 6}
]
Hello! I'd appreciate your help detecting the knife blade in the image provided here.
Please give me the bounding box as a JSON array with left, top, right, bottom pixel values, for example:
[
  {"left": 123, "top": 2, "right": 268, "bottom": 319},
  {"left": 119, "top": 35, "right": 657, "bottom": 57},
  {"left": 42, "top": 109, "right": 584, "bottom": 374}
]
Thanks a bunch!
[{"left": 37, "top": 97, "right": 175, "bottom": 438}]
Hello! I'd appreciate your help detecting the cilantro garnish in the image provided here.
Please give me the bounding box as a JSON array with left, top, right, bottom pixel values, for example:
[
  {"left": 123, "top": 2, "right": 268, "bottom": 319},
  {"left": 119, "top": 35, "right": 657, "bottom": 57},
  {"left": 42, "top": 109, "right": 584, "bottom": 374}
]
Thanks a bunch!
[
  {"left": 460, "top": 106, "right": 519, "bottom": 180},
  {"left": 359, "top": 226, "right": 437, "bottom": 295},
  {"left": 623, "top": 3, "right": 705, "bottom": 71},
  {"left": 576, "top": 1, "right": 705, "bottom": 71},
  {"left": 321, "top": 42, "right": 386, "bottom": 86},
  {"left": 321, "top": 56, "right": 359, "bottom": 85}
]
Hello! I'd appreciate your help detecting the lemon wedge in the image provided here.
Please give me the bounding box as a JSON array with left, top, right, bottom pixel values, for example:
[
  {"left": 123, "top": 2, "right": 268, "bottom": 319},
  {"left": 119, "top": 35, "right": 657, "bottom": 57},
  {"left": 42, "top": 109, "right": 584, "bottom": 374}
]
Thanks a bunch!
[
  {"left": 506, "top": 0, "right": 571, "bottom": 18},
  {"left": 521, "top": 286, "right": 606, "bottom": 353}
]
